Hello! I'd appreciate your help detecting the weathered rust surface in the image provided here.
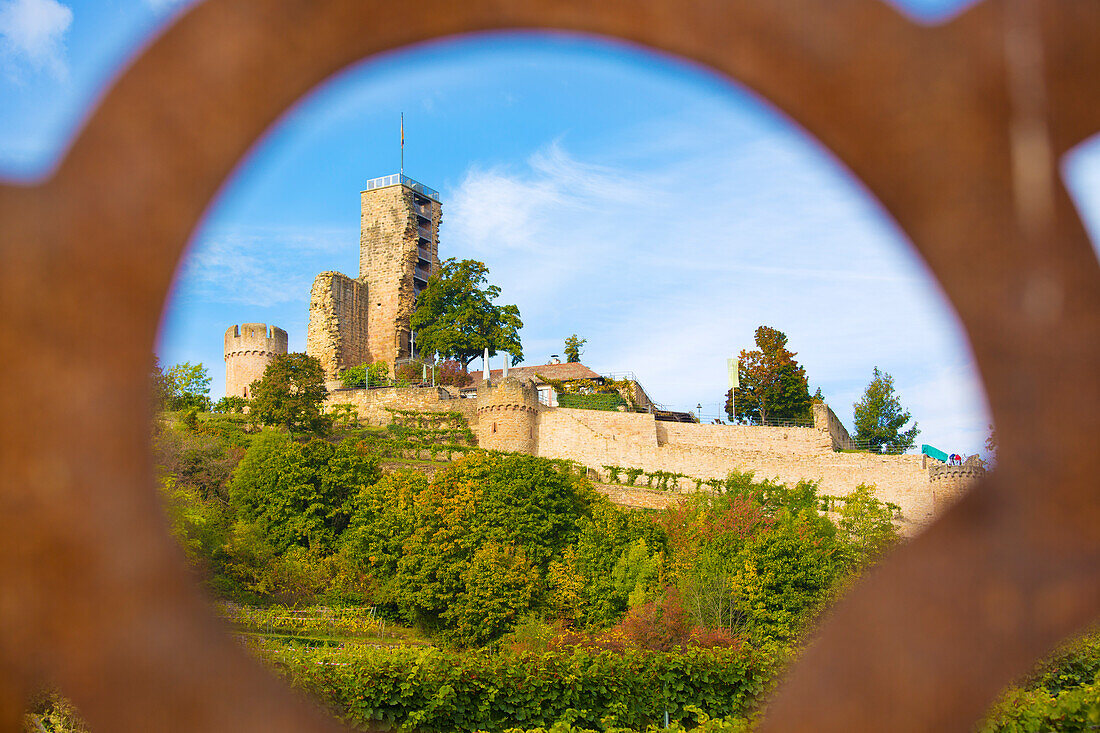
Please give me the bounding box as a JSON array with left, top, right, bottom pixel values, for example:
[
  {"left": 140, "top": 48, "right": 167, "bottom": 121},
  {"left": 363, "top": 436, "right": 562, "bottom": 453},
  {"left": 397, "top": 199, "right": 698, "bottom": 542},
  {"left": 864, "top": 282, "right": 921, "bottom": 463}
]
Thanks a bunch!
[{"left": 0, "top": 0, "right": 1097, "bottom": 731}]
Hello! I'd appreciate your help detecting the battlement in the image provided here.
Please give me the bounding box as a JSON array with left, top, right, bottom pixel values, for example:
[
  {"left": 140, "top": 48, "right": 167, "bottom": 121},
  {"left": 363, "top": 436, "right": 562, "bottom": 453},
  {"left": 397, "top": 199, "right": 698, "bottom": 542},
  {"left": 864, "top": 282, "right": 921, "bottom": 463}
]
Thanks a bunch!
[
  {"left": 927, "top": 463, "right": 986, "bottom": 482},
  {"left": 224, "top": 323, "right": 288, "bottom": 353}
]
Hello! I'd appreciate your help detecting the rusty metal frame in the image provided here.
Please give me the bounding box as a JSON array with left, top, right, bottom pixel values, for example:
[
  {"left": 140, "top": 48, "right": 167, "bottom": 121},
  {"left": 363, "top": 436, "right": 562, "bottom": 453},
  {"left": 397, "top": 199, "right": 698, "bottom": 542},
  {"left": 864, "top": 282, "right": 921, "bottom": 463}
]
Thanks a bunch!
[{"left": 1, "top": 1, "right": 1098, "bottom": 730}]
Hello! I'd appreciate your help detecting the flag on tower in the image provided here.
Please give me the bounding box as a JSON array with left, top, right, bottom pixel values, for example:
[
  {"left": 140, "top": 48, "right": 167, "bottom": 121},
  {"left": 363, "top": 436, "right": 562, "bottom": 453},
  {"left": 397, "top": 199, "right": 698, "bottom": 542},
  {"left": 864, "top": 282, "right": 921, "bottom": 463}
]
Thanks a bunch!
[{"left": 401, "top": 113, "right": 404, "bottom": 148}]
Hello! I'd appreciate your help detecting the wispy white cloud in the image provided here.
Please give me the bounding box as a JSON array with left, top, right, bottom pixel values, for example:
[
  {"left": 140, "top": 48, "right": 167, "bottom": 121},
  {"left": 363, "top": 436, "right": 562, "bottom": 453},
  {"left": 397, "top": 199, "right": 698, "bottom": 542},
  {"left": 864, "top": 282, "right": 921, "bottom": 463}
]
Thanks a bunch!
[
  {"left": 173, "top": 226, "right": 357, "bottom": 308},
  {"left": 445, "top": 104, "right": 991, "bottom": 454},
  {"left": 0, "top": 0, "right": 72, "bottom": 78}
]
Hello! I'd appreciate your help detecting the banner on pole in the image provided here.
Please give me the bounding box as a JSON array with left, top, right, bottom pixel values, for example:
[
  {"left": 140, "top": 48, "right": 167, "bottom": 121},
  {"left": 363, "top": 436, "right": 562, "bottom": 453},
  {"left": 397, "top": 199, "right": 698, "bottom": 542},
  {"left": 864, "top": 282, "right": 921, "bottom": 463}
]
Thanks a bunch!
[{"left": 727, "top": 358, "right": 739, "bottom": 389}]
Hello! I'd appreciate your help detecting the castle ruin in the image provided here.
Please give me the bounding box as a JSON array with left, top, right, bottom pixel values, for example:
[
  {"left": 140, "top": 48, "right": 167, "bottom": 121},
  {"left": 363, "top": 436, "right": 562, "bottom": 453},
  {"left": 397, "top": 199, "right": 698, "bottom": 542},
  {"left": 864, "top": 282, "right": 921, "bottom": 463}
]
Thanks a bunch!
[{"left": 306, "top": 174, "right": 442, "bottom": 382}]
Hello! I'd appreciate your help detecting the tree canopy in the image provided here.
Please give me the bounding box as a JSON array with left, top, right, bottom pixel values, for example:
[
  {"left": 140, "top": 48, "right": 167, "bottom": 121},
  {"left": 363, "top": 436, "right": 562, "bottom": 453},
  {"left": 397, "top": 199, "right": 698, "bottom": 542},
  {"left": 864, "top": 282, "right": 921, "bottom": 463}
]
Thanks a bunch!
[
  {"left": 725, "top": 326, "right": 812, "bottom": 424},
  {"left": 852, "top": 367, "right": 920, "bottom": 454},
  {"left": 153, "top": 359, "right": 212, "bottom": 411},
  {"left": 410, "top": 258, "right": 523, "bottom": 368},
  {"left": 230, "top": 432, "right": 380, "bottom": 554},
  {"left": 564, "top": 334, "right": 586, "bottom": 363},
  {"left": 249, "top": 353, "right": 330, "bottom": 434}
]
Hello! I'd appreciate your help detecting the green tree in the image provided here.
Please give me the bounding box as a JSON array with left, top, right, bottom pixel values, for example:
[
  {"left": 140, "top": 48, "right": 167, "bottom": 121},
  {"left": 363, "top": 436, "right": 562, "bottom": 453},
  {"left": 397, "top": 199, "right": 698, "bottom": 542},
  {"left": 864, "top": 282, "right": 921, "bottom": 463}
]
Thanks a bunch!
[
  {"left": 725, "top": 326, "right": 812, "bottom": 425},
  {"left": 212, "top": 395, "right": 249, "bottom": 414},
  {"left": 158, "top": 361, "right": 212, "bottom": 411},
  {"left": 249, "top": 353, "right": 330, "bottom": 434},
  {"left": 349, "top": 452, "right": 596, "bottom": 645},
  {"left": 564, "top": 334, "right": 586, "bottom": 363},
  {"left": 410, "top": 258, "right": 523, "bottom": 368},
  {"left": 852, "top": 367, "right": 920, "bottom": 454},
  {"left": 836, "top": 484, "right": 899, "bottom": 567},
  {"left": 229, "top": 432, "right": 380, "bottom": 554}
]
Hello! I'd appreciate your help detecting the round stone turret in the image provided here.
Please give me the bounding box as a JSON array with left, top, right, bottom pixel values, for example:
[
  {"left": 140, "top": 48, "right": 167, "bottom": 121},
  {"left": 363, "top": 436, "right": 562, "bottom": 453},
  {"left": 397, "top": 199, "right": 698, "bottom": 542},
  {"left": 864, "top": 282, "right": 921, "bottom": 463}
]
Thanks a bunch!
[
  {"left": 928, "top": 459, "right": 986, "bottom": 514},
  {"left": 476, "top": 376, "right": 541, "bottom": 454},
  {"left": 224, "top": 323, "right": 288, "bottom": 399}
]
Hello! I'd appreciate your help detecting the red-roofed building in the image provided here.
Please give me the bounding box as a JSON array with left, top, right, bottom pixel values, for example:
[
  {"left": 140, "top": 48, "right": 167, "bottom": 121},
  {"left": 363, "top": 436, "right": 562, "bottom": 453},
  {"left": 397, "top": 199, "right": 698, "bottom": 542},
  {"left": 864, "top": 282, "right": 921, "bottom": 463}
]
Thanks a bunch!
[{"left": 463, "top": 360, "right": 604, "bottom": 406}]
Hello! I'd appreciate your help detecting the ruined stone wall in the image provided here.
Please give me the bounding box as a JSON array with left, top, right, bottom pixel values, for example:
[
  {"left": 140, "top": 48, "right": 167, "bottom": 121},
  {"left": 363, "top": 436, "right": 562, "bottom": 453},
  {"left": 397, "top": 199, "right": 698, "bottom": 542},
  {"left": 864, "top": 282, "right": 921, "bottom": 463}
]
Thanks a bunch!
[
  {"left": 593, "top": 483, "right": 681, "bottom": 511},
  {"left": 360, "top": 185, "right": 442, "bottom": 368},
  {"left": 813, "top": 402, "right": 857, "bottom": 450},
  {"left": 306, "top": 272, "right": 369, "bottom": 381},
  {"left": 223, "top": 323, "right": 287, "bottom": 398},
  {"left": 325, "top": 386, "right": 477, "bottom": 427}
]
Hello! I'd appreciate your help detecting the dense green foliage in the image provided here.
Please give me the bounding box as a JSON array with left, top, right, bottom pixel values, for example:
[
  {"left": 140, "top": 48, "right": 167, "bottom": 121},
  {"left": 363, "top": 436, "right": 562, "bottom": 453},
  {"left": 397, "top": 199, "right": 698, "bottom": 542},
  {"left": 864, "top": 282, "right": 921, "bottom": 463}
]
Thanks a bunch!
[
  {"left": 852, "top": 366, "right": 920, "bottom": 454},
  {"left": 340, "top": 361, "right": 391, "bottom": 389},
  {"left": 136, "top": 409, "right": 1100, "bottom": 731},
  {"left": 229, "top": 432, "right": 380, "bottom": 554},
  {"left": 557, "top": 393, "right": 626, "bottom": 411},
  {"left": 152, "top": 359, "right": 212, "bottom": 411},
  {"left": 564, "top": 334, "right": 586, "bottom": 363},
  {"left": 342, "top": 452, "right": 598, "bottom": 646},
  {"left": 725, "top": 326, "right": 812, "bottom": 425},
  {"left": 981, "top": 634, "right": 1100, "bottom": 731},
  {"left": 249, "top": 353, "right": 330, "bottom": 433},
  {"left": 411, "top": 258, "right": 524, "bottom": 367},
  {"left": 276, "top": 644, "right": 777, "bottom": 733}
]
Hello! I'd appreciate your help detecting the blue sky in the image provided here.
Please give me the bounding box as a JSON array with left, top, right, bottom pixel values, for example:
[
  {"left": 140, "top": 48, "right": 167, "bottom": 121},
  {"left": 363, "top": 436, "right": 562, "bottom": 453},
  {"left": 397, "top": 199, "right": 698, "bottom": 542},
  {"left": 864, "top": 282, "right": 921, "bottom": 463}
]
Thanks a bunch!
[{"left": 4, "top": 0, "right": 1099, "bottom": 457}]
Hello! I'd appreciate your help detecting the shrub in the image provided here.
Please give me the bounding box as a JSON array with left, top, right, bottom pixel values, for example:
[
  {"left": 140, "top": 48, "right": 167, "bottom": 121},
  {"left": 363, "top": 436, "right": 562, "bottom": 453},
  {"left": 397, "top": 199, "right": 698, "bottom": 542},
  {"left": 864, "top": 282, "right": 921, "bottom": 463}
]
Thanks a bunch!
[{"left": 278, "top": 645, "right": 777, "bottom": 733}]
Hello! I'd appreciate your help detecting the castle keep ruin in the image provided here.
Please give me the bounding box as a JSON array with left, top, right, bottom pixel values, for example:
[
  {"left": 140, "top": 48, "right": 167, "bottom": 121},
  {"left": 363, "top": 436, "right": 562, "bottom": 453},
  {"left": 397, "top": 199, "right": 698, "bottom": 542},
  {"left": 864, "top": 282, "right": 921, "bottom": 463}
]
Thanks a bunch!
[
  {"left": 306, "top": 174, "right": 441, "bottom": 381},
  {"left": 223, "top": 323, "right": 288, "bottom": 398}
]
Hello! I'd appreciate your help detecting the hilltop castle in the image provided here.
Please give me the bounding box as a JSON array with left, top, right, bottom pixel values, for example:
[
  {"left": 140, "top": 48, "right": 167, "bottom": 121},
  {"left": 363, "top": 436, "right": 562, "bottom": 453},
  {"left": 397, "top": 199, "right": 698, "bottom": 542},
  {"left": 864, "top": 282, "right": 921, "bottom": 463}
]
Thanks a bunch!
[{"left": 223, "top": 173, "right": 982, "bottom": 534}]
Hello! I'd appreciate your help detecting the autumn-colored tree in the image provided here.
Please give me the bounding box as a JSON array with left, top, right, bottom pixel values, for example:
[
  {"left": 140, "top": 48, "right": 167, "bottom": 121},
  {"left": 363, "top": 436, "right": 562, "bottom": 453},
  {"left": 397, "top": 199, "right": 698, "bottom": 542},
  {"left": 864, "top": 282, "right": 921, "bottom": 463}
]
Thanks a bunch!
[
  {"left": 725, "top": 326, "right": 812, "bottom": 425},
  {"left": 852, "top": 366, "right": 919, "bottom": 454},
  {"left": 346, "top": 452, "right": 597, "bottom": 645}
]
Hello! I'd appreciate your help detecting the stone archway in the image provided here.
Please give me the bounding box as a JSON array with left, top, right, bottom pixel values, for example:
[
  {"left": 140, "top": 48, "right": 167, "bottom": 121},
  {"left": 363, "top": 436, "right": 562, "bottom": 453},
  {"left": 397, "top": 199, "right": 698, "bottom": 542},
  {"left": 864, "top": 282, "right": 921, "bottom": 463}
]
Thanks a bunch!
[{"left": 1, "top": 1, "right": 1098, "bottom": 730}]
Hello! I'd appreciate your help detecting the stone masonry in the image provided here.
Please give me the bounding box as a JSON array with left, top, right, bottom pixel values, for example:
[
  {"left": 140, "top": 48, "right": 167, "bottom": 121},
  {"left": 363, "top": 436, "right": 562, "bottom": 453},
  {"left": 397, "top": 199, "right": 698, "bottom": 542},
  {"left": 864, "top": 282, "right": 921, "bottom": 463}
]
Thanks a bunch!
[
  {"left": 224, "top": 323, "right": 288, "bottom": 398},
  {"left": 361, "top": 183, "right": 441, "bottom": 369},
  {"left": 306, "top": 176, "right": 442, "bottom": 381},
  {"left": 306, "top": 272, "right": 369, "bottom": 381}
]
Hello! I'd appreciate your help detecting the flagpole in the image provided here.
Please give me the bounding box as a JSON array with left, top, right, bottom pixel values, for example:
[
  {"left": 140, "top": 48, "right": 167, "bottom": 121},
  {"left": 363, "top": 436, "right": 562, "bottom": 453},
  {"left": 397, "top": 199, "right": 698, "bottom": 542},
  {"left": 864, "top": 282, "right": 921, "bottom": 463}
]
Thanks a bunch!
[{"left": 400, "top": 113, "right": 404, "bottom": 177}]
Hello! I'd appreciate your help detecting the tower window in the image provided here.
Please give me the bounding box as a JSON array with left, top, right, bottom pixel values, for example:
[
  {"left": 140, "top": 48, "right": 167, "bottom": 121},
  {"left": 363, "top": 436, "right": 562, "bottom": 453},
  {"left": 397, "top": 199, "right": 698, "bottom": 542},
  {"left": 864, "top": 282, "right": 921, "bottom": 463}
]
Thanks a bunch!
[{"left": 492, "top": 423, "right": 497, "bottom": 433}]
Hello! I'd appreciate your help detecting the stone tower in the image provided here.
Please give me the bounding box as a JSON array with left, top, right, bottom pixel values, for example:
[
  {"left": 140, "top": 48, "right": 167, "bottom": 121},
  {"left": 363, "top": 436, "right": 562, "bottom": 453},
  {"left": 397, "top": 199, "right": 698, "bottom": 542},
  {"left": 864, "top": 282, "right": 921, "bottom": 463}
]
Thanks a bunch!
[
  {"left": 928, "top": 459, "right": 986, "bottom": 514},
  {"left": 476, "top": 376, "right": 541, "bottom": 454},
  {"left": 360, "top": 175, "right": 442, "bottom": 366},
  {"left": 224, "top": 323, "right": 288, "bottom": 399},
  {"left": 306, "top": 174, "right": 441, "bottom": 381}
]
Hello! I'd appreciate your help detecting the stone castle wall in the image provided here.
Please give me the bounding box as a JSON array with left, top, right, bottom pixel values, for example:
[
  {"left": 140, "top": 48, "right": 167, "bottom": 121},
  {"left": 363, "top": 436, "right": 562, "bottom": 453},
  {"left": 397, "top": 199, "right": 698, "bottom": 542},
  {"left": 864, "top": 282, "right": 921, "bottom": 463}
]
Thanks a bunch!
[
  {"left": 814, "top": 401, "right": 857, "bottom": 450},
  {"left": 224, "top": 323, "right": 287, "bottom": 398},
  {"left": 928, "top": 461, "right": 985, "bottom": 514},
  {"left": 326, "top": 382, "right": 956, "bottom": 534},
  {"left": 325, "top": 386, "right": 477, "bottom": 426},
  {"left": 536, "top": 407, "right": 935, "bottom": 533},
  {"left": 306, "top": 272, "right": 370, "bottom": 380}
]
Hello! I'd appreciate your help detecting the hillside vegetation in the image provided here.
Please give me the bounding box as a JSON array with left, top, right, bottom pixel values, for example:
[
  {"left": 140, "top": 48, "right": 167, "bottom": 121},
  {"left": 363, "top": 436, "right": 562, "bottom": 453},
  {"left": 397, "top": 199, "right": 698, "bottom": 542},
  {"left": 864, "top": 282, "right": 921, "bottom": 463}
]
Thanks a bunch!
[{"left": 25, "top": 408, "right": 1095, "bottom": 731}]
